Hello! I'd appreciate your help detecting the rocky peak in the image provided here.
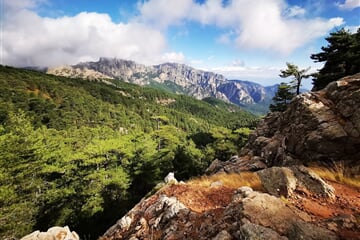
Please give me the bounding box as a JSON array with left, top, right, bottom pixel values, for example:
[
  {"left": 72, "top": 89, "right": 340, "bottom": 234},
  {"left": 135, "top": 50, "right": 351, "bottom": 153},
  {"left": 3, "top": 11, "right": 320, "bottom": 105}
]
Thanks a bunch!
[{"left": 46, "top": 58, "right": 277, "bottom": 114}]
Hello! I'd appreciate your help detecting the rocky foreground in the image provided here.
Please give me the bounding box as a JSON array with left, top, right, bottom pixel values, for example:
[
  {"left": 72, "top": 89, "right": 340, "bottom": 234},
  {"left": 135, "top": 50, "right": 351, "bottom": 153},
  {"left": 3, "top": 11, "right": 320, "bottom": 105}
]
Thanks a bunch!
[
  {"left": 100, "top": 74, "right": 360, "bottom": 239},
  {"left": 100, "top": 165, "right": 359, "bottom": 240}
]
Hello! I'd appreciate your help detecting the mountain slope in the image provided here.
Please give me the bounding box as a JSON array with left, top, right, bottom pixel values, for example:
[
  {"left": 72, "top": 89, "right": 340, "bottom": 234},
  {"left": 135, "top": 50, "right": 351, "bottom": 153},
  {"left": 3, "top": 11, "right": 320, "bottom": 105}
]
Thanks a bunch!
[
  {"left": 47, "top": 58, "right": 278, "bottom": 114},
  {"left": 0, "top": 65, "right": 257, "bottom": 239}
]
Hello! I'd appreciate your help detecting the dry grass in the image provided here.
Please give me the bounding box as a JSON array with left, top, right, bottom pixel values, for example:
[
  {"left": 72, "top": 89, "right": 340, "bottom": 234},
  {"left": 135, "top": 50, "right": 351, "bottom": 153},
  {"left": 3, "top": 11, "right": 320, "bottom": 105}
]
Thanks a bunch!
[
  {"left": 309, "top": 166, "right": 360, "bottom": 188},
  {"left": 187, "top": 172, "right": 263, "bottom": 191}
]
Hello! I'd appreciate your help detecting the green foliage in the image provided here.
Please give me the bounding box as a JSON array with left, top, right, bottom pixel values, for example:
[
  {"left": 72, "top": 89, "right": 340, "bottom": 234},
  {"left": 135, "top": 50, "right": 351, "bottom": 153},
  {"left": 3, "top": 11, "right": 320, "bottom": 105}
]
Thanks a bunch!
[
  {"left": 311, "top": 28, "right": 360, "bottom": 90},
  {"left": 0, "top": 66, "right": 257, "bottom": 239},
  {"left": 269, "top": 83, "right": 295, "bottom": 112},
  {"left": 279, "top": 62, "right": 310, "bottom": 95}
]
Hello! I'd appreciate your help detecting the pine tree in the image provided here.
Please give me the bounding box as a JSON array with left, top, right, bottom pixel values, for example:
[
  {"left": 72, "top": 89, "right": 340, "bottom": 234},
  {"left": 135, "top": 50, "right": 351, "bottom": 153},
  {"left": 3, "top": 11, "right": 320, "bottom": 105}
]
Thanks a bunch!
[
  {"left": 311, "top": 28, "right": 360, "bottom": 90},
  {"left": 279, "top": 63, "right": 310, "bottom": 95},
  {"left": 269, "top": 83, "right": 295, "bottom": 112}
]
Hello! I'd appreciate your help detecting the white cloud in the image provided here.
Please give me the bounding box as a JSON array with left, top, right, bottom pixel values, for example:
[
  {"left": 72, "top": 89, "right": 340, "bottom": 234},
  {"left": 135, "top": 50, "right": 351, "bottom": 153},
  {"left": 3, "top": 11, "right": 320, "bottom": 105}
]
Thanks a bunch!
[
  {"left": 211, "top": 64, "right": 316, "bottom": 89},
  {"left": 284, "top": 5, "right": 306, "bottom": 17},
  {"left": 138, "top": 0, "right": 344, "bottom": 55},
  {"left": 160, "top": 52, "right": 185, "bottom": 63},
  {"left": 212, "top": 65, "right": 281, "bottom": 82},
  {"left": 345, "top": 25, "right": 360, "bottom": 33},
  {"left": 1, "top": 0, "right": 346, "bottom": 67},
  {"left": 136, "top": 0, "right": 193, "bottom": 28},
  {"left": 1, "top": 4, "right": 171, "bottom": 67},
  {"left": 337, "top": 0, "right": 360, "bottom": 10}
]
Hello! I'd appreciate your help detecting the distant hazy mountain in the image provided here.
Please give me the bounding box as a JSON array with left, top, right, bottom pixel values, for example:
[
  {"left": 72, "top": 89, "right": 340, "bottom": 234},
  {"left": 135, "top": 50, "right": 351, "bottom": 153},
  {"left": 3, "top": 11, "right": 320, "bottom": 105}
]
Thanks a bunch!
[{"left": 47, "top": 58, "right": 278, "bottom": 114}]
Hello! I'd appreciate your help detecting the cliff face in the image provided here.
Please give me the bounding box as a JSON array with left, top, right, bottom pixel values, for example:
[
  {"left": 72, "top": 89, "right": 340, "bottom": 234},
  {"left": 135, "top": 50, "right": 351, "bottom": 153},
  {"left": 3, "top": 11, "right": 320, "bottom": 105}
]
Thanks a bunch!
[{"left": 100, "top": 74, "right": 360, "bottom": 240}]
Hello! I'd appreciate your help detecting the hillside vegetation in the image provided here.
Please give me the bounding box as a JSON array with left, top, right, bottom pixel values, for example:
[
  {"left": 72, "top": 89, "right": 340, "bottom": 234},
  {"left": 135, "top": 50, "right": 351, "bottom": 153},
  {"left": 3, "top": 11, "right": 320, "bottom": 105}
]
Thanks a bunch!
[{"left": 0, "top": 66, "right": 257, "bottom": 239}]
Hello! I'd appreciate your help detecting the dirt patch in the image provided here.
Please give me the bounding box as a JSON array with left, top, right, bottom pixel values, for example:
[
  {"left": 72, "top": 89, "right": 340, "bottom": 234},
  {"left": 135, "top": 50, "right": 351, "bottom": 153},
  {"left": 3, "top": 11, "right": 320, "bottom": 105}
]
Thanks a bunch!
[
  {"left": 161, "top": 184, "right": 234, "bottom": 213},
  {"left": 291, "top": 181, "right": 360, "bottom": 218}
]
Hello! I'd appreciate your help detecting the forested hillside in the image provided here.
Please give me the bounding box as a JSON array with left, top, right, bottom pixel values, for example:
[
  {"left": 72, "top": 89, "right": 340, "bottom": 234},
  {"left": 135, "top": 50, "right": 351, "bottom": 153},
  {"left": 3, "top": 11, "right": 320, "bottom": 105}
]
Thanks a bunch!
[{"left": 0, "top": 66, "right": 257, "bottom": 239}]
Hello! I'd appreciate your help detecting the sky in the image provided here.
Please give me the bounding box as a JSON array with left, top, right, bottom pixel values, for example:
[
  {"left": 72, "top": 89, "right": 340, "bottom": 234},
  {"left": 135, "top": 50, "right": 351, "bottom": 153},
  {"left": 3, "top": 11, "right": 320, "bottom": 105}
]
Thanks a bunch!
[{"left": 1, "top": 0, "right": 359, "bottom": 88}]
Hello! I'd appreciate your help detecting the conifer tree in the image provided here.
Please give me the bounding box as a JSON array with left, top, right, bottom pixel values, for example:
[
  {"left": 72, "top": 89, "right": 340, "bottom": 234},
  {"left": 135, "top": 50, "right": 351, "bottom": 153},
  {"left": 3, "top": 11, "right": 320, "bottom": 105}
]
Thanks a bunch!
[
  {"left": 279, "top": 63, "right": 310, "bottom": 95},
  {"left": 311, "top": 28, "right": 360, "bottom": 90},
  {"left": 269, "top": 83, "right": 295, "bottom": 112}
]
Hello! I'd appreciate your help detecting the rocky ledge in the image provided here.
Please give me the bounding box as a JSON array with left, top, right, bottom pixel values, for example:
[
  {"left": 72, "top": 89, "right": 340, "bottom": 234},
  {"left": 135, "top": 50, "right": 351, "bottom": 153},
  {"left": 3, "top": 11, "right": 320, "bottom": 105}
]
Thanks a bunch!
[
  {"left": 207, "top": 73, "right": 360, "bottom": 177},
  {"left": 100, "top": 166, "right": 359, "bottom": 239}
]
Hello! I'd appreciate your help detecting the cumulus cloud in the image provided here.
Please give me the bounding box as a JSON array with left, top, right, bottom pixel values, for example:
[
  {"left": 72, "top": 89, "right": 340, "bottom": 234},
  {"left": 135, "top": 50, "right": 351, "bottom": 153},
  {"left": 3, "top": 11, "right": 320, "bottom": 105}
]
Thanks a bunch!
[
  {"left": 212, "top": 65, "right": 281, "bottom": 81},
  {"left": 1, "top": 0, "right": 346, "bottom": 67},
  {"left": 138, "top": 0, "right": 344, "bottom": 55},
  {"left": 1, "top": 0, "right": 177, "bottom": 67},
  {"left": 337, "top": 0, "right": 360, "bottom": 10},
  {"left": 136, "top": 0, "right": 193, "bottom": 28}
]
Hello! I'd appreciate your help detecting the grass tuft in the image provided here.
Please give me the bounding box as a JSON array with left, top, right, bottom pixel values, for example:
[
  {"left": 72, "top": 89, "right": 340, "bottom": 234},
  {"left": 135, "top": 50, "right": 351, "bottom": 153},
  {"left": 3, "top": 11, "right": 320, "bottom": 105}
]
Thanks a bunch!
[
  {"left": 309, "top": 166, "right": 360, "bottom": 188},
  {"left": 187, "top": 172, "right": 263, "bottom": 191}
]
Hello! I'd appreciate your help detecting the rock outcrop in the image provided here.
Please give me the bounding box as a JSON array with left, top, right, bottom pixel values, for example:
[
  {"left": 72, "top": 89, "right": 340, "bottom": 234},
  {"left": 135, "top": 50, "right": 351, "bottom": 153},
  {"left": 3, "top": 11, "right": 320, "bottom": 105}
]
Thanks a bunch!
[
  {"left": 209, "top": 73, "right": 360, "bottom": 176},
  {"left": 20, "top": 226, "right": 79, "bottom": 240},
  {"left": 258, "top": 166, "right": 335, "bottom": 199},
  {"left": 100, "top": 168, "right": 360, "bottom": 240}
]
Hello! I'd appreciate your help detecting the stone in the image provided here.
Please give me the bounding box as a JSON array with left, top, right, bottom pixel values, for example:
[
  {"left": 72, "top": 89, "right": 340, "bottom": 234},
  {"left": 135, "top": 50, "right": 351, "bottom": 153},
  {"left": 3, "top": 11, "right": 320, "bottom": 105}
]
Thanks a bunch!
[
  {"left": 239, "top": 191, "right": 298, "bottom": 235},
  {"left": 212, "top": 230, "right": 232, "bottom": 240},
  {"left": 291, "top": 166, "right": 335, "bottom": 199},
  {"left": 21, "top": 226, "right": 79, "bottom": 240},
  {"left": 257, "top": 167, "right": 297, "bottom": 197},
  {"left": 205, "top": 159, "right": 226, "bottom": 175},
  {"left": 210, "top": 181, "right": 223, "bottom": 188},
  {"left": 235, "top": 186, "right": 254, "bottom": 198},
  {"left": 287, "top": 221, "right": 338, "bottom": 240},
  {"left": 145, "top": 195, "right": 188, "bottom": 229},
  {"left": 240, "top": 223, "right": 288, "bottom": 240},
  {"left": 164, "top": 172, "right": 178, "bottom": 184}
]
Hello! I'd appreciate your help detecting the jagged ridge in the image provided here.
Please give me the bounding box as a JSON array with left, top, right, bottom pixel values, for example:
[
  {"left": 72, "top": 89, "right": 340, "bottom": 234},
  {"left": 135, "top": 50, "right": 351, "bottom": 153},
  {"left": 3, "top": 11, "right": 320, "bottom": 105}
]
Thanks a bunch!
[{"left": 47, "top": 58, "right": 277, "bottom": 114}]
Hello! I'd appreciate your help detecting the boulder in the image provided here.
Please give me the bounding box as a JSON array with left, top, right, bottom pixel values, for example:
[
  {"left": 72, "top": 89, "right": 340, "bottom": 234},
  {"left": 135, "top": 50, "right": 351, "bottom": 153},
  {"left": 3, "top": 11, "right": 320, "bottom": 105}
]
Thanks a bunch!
[
  {"left": 164, "top": 172, "right": 178, "bottom": 184},
  {"left": 239, "top": 191, "right": 298, "bottom": 235},
  {"left": 239, "top": 223, "right": 288, "bottom": 240},
  {"left": 257, "top": 167, "right": 297, "bottom": 197},
  {"left": 20, "top": 226, "right": 79, "bottom": 240},
  {"left": 212, "top": 230, "right": 232, "bottom": 240},
  {"left": 287, "top": 221, "right": 338, "bottom": 240},
  {"left": 290, "top": 166, "right": 335, "bottom": 199},
  {"left": 257, "top": 166, "right": 335, "bottom": 199}
]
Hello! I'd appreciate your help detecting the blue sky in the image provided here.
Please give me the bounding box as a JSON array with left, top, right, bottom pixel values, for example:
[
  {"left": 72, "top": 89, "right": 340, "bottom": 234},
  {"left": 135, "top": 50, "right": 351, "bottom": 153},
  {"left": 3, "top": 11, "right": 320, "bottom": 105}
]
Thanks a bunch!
[{"left": 1, "top": 0, "right": 359, "bottom": 88}]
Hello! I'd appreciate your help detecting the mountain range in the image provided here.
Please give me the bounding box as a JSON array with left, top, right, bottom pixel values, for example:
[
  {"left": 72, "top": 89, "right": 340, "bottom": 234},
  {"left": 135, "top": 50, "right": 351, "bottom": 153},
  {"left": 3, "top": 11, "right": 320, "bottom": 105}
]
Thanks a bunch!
[{"left": 47, "top": 58, "right": 279, "bottom": 115}]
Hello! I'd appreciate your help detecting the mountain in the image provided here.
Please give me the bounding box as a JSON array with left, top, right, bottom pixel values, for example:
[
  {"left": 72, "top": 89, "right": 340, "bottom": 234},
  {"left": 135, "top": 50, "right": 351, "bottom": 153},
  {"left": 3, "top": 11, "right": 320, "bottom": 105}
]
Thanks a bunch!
[
  {"left": 47, "top": 58, "right": 278, "bottom": 115},
  {"left": 100, "top": 73, "right": 360, "bottom": 240}
]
